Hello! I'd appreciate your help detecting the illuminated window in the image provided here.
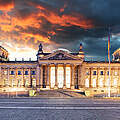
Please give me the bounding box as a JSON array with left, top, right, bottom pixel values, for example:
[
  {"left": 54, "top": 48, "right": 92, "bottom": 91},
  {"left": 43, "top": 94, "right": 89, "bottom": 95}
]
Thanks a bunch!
[
  {"left": 32, "top": 79, "right": 36, "bottom": 87},
  {"left": 25, "top": 71, "right": 28, "bottom": 75},
  {"left": 4, "top": 70, "right": 7, "bottom": 75},
  {"left": 99, "top": 78, "right": 103, "bottom": 87},
  {"left": 93, "top": 71, "right": 96, "bottom": 75},
  {"left": 115, "top": 72, "right": 117, "bottom": 76},
  {"left": 50, "top": 67, "right": 55, "bottom": 88},
  {"left": 11, "top": 79, "right": 15, "bottom": 87},
  {"left": 101, "top": 90, "right": 104, "bottom": 92},
  {"left": 86, "top": 71, "right": 89, "bottom": 75},
  {"left": 92, "top": 79, "right": 96, "bottom": 87},
  {"left": 85, "top": 78, "right": 89, "bottom": 87},
  {"left": 113, "top": 79, "right": 117, "bottom": 87},
  {"left": 18, "top": 71, "right": 22, "bottom": 75},
  {"left": 106, "top": 78, "right": 110, "bottom": 86},
  {"left": 66, "top": 67, "right": 71, "bottom": 88},
  {"left": 57, "top": 67, "right": 64, "bottom": 88},
  {"left": 25, "top": 80, "right": 29, "bottom": 87},
  {"left": 18, "top": 79, "right": 21, "bottom": 87},
  {"left": 100, "top": 71, "right": 103, "bottom": 75},
  {"left": 31, "top": 71, "right": 35, "bottom": 75},
  {"left": 10, "top": 71, "right": 15, "bottom": 75},
  {"left": 4, "top": 79, "right": 8, "bottom": 86}
]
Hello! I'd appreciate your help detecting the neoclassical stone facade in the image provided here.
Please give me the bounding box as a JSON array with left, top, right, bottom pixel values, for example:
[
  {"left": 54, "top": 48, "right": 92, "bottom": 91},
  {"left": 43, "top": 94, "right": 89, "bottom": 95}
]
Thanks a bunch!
[{"left": 0, "top": 43, "right": 120, "bottom": 94}]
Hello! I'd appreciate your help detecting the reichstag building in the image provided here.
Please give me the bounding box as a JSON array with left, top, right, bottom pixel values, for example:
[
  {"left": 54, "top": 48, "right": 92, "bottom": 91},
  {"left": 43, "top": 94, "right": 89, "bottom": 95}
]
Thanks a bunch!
[{"left": 0, "top": 43, "right": 120, "bottom": 94}]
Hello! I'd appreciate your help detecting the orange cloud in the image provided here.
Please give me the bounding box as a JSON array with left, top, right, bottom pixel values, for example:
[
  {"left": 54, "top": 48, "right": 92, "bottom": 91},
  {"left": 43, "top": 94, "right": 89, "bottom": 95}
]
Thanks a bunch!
[
  {"left": 0, "top": 0, "right": 94, "bottom": 60},
  {"left": 0, "top": 0, "right": 14, "bottom": 11},
  {"left": 21, "top": 33, "right": 50, "bottom": 44},
  {"left": 33, "top": 5, "right": 94, "bottom": 29},
  {"left": 28, "top": 1, "right": 94, "bottom": 29},
  {"left": 60, "top": 1, "right": 68, "bottom": 13}
]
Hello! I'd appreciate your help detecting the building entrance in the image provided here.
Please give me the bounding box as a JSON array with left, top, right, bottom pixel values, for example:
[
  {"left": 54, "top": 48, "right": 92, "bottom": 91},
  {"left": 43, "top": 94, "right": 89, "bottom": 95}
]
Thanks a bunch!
[
  {"left": 50, "top": 67, "right": 55, "bottom": 88},
  {"left": 57, "top": 67, "right": 64, "bottom": 88}
]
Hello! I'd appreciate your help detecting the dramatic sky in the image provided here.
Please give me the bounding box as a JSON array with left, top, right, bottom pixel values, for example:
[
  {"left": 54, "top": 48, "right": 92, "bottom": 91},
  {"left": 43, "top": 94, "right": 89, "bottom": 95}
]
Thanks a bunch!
[{"left": 0, "top": 0, "right": 120, "bottom": 61}]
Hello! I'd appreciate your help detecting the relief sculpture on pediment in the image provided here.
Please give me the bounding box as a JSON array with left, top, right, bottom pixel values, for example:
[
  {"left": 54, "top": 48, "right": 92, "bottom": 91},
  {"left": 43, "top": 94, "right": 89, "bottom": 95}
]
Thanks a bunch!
[{"left": 48, "top": 53, "right": 75, "bottom": 60}]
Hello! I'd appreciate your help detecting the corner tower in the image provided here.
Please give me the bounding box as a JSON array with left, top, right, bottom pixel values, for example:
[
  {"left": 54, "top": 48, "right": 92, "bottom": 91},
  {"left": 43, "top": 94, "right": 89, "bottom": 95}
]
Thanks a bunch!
[
  {"left": 0, "top": 46, "right": 9, "bottom": 61},
  {"left": 36, "top": 43, "right": 44, "bottom": 60},
  {"left": 78, "top": 43, "right": 84, "bottom": 60}
]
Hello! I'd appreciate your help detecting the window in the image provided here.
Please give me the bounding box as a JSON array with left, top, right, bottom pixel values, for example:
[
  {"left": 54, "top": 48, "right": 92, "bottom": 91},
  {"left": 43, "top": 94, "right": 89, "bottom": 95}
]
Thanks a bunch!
[
  {"left": 31, "top": 71, "right": 35, "bottom": 75},
  {"left": 11, "top": 79, "right": 15, "bottom": 87},
  {"left": 50, "top": 67, "right": 55, "bottom": 88},
  {"left": 10, "top": 71, "right": 15, "bottom": 75},
  {"left": 25, "top": 80, "right": 29, "bottom": 87},
  {"left": 86, "top": 71, "right": 89, "bottom": 75},
  {"left": 92, "top": 79, "right": 96, "bottom": 87},
  {"left": 107, "top": 71, "right": 109, "bottom": 75},
  {"left": 106, "top": 78, "right": 110, "bottom": 86},
  {"left": 32, "top": 79, "right": 36, "bottom": 87},
  {"left": 18, "top": 71, "right": 22, "bottom": 75},
  {"left": 66, "top": 67, "right": 71, "bottom": 88},
  {"left": 85, "top": 78, "right": 89, "bottom": 87},
  {"left": 99, "top": 78, "right": 103, "bottom": 87},
  {"left": 25, "top": 71, "right": 28, "bottom": 75},
  {"left": 100, "top": 71, "right": 103, "bottom": 75},
  {"left": 101, "top": 90, "right": 104, "bottom": 92},
  {"left": 18, "top": 79, "right": 21, "bottom": 87},
  {"left": 115, "top": 72, "right": 117, "bottom": 76},
  {"left": 113, "top": 79, "right": 117, "bottom": 87},
  {"left": 93, "top": 71, "right": 96, "bottom": 75},
  {"left": 4, "top": 70, "right": 7, "bottom": 75},
  {"left": 4, "top": 79, "right": 8, "bottom": 86}
]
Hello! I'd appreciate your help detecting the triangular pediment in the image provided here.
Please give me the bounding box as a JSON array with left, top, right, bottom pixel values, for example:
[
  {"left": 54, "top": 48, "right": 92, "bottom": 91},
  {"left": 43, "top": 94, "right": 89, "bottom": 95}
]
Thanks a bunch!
[{"left": 39, "top": 50, "right": 81, "bottom": 60}]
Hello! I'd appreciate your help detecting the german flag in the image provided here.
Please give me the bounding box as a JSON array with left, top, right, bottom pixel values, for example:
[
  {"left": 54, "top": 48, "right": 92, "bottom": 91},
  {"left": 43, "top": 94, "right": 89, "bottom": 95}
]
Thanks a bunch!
[{"left": 108, "top": 31, "right": 110, "bottom": 61}]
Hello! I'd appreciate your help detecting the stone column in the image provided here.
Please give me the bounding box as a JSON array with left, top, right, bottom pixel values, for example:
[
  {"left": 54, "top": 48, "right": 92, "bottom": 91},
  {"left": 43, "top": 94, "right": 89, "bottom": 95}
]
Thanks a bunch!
[
  {"left": 118, "top": 68, "right": 120, "bottom": 93},
  {"left": 36, "top": 65, "right": 40, "bottom": 88},
  {"left": 15, "top": 68, "right": 17, "bottom": 87},
  {"left": 111, "top": 68, "right": 113, "bottom": 87},
  {"left": 89, "top": 68, "right": 92, "bottom": 88},
  {"left": 96, "top": 68, "right": 99, "bottom": 88},
  {"left": 7, "top": 68, "right": 10, "bottom": 87},
  {"left": 74, "top": 65, "right": 79, "bottom": 89},
  {"left": 103, "top": 68, "right": 106, "bottom": 88},
  {"left": 29, "top": 68, "right": 31, "bottom": 87},
  {"left": 63, "top": 64, "right": 66, "bottom": 89},
  {"left": 46, "top": 64, "right": 50, "bottom": 89},
  {"left": 40, "top": 65, "right": 43, "bottom": 88},
  {"left": 22, "top": 68, "right": 24, "bottom": 87},
  {"left": 78, "top": 65, "right": 82, "bottom": 88},
  {"left": 55, "top": 64, "right": 58, "bottom": 89},
  {"left": 39, "top": 65, "right": 41, "bottom": 88},
  {"left": 71, "top": 64, "right": 75, "bottom": 89},
  {"left": 0, "top": 67, "right": 3, "bottom": 87}
]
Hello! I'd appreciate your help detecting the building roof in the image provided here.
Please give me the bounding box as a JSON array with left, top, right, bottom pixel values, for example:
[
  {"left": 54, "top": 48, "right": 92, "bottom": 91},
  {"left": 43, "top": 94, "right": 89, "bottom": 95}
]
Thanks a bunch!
[
  {"left": 112, "top": 48, "right": 120, "bottom": 55},
  {"left": 0, "top": 46, "right": 8, "bottom": 53},
  {"left": 52, "top": 48, "right": 71, "bottom": 53},
  {"left": 0, "top": 61, "right": 37, "bottom": 64}
]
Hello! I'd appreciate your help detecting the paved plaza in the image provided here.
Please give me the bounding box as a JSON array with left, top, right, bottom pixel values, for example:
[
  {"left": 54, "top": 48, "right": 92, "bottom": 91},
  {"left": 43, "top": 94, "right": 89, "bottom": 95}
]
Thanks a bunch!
[{"left": 0, "top": 98, "right": 120, "bottom": 120}]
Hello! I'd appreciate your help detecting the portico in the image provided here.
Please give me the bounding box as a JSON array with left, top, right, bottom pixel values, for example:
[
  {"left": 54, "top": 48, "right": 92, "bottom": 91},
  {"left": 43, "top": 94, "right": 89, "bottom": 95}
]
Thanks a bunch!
[
  {"left": 36, "top": 44, "right": 84, "bottom": 89},
  {"left": 36, "top": 63, "right": 82, "bottom": 89}
]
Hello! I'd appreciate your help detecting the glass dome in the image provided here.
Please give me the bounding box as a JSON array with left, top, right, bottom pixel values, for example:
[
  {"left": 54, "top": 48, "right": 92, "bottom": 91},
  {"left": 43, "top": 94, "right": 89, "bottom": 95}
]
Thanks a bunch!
[{"left": 52, "top": 48, "right": 71, "bottom": 53}]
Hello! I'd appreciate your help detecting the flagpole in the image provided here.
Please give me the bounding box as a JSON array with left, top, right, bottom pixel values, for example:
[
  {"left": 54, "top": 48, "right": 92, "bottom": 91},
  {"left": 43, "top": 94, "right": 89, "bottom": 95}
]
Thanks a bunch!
[{"left": 108, "top": 27, "right": 111, "bottom": 97}]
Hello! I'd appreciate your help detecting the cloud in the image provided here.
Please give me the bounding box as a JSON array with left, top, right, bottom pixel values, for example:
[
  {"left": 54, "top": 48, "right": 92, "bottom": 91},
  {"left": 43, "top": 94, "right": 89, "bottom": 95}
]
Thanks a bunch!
[
  {"left": 0, "top": 0, "right": 120, "bottom": 60},
  {"left": 0, "top": 0, "right": 14, "bottom": 11}
]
